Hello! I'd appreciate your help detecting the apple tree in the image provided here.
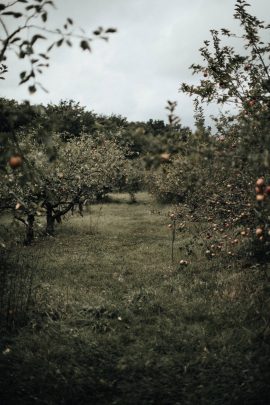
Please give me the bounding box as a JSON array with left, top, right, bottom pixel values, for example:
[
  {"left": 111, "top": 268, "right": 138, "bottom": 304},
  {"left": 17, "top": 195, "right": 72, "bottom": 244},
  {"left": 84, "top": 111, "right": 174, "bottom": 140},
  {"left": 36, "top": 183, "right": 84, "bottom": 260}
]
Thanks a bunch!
[
  {"left": 2, "top": 131, "right": 127, "bottom": 242},
  {"left": 177, "top": 0, "right": 270, "bottom": 251}
]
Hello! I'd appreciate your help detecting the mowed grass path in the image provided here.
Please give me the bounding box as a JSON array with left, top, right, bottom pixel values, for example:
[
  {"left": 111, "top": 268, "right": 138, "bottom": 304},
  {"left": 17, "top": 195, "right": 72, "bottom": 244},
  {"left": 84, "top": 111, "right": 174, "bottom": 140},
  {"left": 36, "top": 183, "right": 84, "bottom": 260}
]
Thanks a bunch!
[{"left": 1, "top": 193, "right": 270, "bottom": 405}]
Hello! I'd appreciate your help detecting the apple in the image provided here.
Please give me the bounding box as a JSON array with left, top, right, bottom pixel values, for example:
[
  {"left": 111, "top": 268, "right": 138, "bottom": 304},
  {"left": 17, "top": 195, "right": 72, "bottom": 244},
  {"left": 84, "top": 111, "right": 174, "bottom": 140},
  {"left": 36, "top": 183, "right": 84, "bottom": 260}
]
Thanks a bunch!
[
  {"left": 256, "top": 177, "right": 265, "bottom": 187},
  {"left": 256, "top": 194, "right": 265, "bottom": 202},
  {"left": 9, "top": 155, "right": 23, "bottom": 169},
  {"left": 255, "top": 186, "right": 261, "bottom": 194},
  {"left": 256, "top": 227, "right": 263, "bottom": 237},
  {"left": 160, "top": 152, "right": 170, "bottom": 162}
]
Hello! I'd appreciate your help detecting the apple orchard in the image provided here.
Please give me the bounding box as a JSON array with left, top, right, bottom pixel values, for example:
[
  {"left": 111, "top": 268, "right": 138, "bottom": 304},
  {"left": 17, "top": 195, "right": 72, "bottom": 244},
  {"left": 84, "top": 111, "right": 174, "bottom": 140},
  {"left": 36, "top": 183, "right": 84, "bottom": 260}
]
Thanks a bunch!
[
  {"left": 0, "top": 1, "right": 270, "bottom": 403},
  {"left": 0, "top": 0, "right": 269, "bottom": 303}
]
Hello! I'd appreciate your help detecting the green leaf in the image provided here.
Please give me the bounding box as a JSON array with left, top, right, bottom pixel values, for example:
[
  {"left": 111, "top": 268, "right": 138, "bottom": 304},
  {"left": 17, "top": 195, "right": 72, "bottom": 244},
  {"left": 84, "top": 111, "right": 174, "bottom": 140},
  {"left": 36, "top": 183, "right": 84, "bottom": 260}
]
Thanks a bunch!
[
  {"left": 41, "top": 12, "right": 47, "bottom": 22},
  {"left": 20, "top": 71, "right": 26, "bottom": 79},
  {"left": 105, "top": 28, "right": 117, "bottom": 33},
  {"left": 37, "top": 63, "right": 49, "bottom": 67},
  {"left": 19, "top": 51, "right": 26, "bottom": 59},
  {"left": 56, "top": 38, "right": 64, "bottom": 47},
  {"left": 80, "top": 40, "right": 91, "bottom": 52},
  {"left": 39, "top": 53, "right": 49, "bottom": 59},
  {"left": 2, "top": 11, "right": 23, "bottom": 18},
  {"left": 31, "top": 34, "right": 46, "bottom": 45}
]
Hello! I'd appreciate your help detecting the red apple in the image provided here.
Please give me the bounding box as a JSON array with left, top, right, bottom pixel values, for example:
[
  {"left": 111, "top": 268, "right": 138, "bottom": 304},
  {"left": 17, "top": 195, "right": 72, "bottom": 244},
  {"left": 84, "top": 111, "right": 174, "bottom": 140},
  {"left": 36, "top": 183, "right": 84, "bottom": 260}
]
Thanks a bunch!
[
  {"left": 256, "top": 178, "right": 265, "bottom": 187},
  {"left": 9, "top": 155, "right": 23, "bottom": 169}
]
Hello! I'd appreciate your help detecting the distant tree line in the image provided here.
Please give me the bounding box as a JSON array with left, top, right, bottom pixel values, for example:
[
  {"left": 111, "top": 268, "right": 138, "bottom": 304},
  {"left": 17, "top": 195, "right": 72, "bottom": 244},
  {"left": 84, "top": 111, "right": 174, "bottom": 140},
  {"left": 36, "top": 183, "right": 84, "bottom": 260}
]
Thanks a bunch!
[{"left": 0, "top": 97, "right": 191, "bottom": 167}]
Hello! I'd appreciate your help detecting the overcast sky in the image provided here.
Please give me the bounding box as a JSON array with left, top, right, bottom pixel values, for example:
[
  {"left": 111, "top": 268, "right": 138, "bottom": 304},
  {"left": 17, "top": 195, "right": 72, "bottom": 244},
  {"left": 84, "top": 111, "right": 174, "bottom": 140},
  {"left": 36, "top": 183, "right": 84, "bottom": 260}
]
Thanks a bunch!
[{"left": 1, "top": 0, "right": 269, "bottom": 128}]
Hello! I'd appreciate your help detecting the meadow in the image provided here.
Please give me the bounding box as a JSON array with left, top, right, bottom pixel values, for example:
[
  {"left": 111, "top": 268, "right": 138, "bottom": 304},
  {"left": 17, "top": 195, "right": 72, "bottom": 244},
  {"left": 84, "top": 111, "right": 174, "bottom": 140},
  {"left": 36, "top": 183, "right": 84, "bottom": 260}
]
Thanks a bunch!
[{"left": 1, "top": 193, "right": 269, "bottom": 404}]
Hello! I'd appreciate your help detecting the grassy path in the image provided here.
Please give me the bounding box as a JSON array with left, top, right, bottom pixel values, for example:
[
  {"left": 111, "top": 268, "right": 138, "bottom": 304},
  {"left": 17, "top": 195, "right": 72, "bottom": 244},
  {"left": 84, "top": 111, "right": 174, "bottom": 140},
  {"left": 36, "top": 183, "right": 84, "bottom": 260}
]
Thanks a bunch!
[{"left": 0, "top": 193, "right": 270, "bottom": 404}]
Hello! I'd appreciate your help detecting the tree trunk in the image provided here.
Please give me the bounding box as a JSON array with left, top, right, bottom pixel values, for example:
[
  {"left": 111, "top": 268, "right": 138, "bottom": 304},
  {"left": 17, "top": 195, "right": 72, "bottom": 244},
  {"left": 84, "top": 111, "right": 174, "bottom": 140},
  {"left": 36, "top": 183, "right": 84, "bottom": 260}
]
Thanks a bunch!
[
  {"left": 24, "top": 214, "right": 35, "bottom": 245},
  {"left": 46, "top": 204, "right": 55, "bottom": 235}
]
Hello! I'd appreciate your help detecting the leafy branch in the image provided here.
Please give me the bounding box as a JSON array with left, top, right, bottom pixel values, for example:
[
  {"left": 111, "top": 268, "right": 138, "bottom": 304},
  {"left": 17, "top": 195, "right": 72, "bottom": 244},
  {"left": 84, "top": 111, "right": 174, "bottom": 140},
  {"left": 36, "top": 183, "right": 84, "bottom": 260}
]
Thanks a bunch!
[
  {"left": 180, "top": 0, "right": 270, "bottom": 116},
  {"left": 0, "top": 0, "right": 117, "bottom": 93}
]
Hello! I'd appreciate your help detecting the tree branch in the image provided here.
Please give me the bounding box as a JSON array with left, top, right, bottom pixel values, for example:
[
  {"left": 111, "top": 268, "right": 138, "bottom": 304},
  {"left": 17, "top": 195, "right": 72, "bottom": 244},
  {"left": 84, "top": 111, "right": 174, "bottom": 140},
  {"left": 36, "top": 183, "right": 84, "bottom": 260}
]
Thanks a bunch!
[{"left": 0, "top": 17, "right": 9, "bottom": 37}]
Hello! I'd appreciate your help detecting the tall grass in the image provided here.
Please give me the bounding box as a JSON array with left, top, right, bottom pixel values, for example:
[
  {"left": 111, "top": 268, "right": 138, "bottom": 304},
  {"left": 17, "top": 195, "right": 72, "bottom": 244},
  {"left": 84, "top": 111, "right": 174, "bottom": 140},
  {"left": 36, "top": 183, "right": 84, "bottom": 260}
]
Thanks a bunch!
[{"left": 0, "top": 193, "right": 269, "bottom": 404}]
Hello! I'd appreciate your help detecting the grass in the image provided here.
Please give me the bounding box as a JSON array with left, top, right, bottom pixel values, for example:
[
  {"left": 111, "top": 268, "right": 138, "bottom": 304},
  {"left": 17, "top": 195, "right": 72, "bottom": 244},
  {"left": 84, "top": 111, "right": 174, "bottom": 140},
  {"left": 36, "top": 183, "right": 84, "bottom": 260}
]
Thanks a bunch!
[{"left": 0, "top": 192, "right": 270, "bottom": 404}]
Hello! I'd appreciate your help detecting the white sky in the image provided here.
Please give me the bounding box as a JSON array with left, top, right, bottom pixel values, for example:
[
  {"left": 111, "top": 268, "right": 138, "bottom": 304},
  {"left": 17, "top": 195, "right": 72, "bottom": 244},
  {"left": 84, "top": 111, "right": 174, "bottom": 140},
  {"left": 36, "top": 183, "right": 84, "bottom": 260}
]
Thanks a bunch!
[{"left": 1, "top": 0, "right": 269, "bottom": 128}]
